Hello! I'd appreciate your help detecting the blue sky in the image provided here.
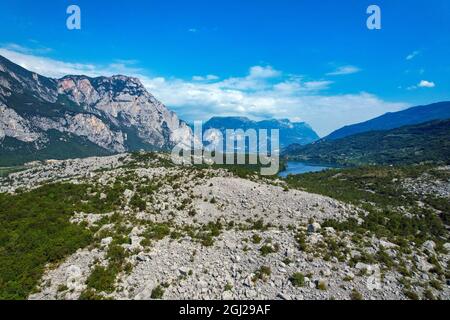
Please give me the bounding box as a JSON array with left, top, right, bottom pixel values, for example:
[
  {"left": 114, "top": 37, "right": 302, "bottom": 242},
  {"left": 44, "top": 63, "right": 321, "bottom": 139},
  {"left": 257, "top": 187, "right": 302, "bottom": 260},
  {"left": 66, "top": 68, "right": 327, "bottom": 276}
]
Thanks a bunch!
[{"left": 0, "top": 0, "right": 449, "bottom": 136}]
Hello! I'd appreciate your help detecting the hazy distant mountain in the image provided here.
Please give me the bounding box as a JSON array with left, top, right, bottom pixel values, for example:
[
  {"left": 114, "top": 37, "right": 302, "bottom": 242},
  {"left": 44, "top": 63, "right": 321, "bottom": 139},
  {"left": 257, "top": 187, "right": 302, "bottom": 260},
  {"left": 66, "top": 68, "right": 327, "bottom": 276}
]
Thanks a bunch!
[
  {"left": 284, "top": 119, "right": 450, "bottom": 166},
  {"left": 200, "top": 116, "right": 319, "bottom": 150},
  {"left": 0, "top": 55, "right": 194, "bottom": 165},
  {"left": 325, "top": 102, "right": 450, "bottom": 140}
]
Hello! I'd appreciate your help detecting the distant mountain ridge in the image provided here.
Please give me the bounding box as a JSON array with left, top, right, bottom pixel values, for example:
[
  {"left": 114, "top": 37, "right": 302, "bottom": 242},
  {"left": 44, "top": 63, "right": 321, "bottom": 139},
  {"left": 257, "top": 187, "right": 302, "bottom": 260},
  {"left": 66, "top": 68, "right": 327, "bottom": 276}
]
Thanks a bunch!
[
  {"left": 0, "top": 55, "right": 194, "bottom": 165},
  {"left": 284, "top": 119, "right": 450, "bottom": 166},
  {"left": 201, "top": 116, "right": 319, "bottom": 149},
  {"left": 325, "top": 101, "right": 450, "bottom": 140}
]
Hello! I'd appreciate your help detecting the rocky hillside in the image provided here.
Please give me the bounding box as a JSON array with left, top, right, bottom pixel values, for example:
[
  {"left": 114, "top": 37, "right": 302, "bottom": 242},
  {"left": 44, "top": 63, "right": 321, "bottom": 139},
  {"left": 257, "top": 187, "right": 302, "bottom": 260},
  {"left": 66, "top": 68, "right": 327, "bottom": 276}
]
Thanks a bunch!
[
  {"left": 284, "top": 120, "right": 450, "bottom": 167},
  {"left": 0, "top": 153, "right": 448, "bottom": 300},
  {"left": 325, "top": 101, "right": 450, "bottom": 141},
  {"left": 0, "top": 55, "right": 193, "bottom": 165}
]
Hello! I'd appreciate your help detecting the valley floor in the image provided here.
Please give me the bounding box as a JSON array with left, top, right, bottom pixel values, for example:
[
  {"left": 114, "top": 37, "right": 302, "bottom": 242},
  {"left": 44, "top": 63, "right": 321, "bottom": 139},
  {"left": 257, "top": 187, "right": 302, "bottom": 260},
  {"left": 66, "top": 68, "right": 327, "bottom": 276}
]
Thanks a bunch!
[{"left": 0, "top": 153, "right": 448, "bottom": 300}]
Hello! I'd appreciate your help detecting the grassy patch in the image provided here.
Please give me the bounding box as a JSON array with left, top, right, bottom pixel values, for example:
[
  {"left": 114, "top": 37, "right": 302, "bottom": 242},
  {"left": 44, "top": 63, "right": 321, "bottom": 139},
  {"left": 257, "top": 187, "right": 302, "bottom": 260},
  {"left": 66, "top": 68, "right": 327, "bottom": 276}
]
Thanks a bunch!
[
  {"left": 151, "top": 285, "right": 165, "bottom": 299},
  {"left": 253, "top": 266, "right": 272, "bottom": 282},
  {"left": 0, "top": 166, "right": 26, "bottom": 177},
  {"left": 259, "top": 244, "right": 279, "bottom": 256},
  {"left": 289, "top": 272, "right": 305, "bottom": 287}
]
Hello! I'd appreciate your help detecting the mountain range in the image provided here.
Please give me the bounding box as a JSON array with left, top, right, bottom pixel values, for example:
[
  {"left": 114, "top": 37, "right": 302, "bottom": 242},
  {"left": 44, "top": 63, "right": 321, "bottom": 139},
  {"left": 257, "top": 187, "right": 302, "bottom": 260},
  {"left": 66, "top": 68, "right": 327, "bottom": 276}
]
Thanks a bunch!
[
  {"left": 199, "top": 117, "right": 319, "bottom": 150},
  {"left": 325, "top": 101, "right": 450, "bottom": 140},
  {"left": 283, "top": 101, "right": 450, "bottom": 166},
  {"left": 284, "top": 119, "right": 450, "bottom": 166},
  {"left": 0, "top": 55, "right": 193, "bottom": 165},
  {"left": 2, "top": 54, "right": 450, "bottom": 167},
  {"left": 0, "top": 55, "right": 320, "bottom": 165}
]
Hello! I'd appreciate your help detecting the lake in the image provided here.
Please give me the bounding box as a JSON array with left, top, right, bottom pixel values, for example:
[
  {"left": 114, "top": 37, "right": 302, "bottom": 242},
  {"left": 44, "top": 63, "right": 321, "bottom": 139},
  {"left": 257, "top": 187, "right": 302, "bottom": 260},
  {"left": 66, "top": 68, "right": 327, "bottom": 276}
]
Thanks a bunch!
[{"left": 278, "top": 161, "right": 333, "bottom": 177}]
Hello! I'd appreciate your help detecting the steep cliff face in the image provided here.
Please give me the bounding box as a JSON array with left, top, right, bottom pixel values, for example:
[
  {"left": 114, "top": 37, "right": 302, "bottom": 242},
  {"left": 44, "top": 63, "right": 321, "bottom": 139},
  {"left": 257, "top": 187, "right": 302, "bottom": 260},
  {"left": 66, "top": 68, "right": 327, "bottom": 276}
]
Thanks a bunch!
[
  {"left": 0, "top": 55, "right": 194, "bottom": 164},
  {"left": 0, "top": 103, "right": 41, "bottom": 142}
]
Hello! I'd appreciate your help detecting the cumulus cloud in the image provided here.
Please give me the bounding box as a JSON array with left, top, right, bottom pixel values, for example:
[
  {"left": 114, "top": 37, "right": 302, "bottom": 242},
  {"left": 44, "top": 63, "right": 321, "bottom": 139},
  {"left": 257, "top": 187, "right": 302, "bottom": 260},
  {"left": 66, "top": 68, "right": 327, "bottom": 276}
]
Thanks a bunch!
[
  {"left": 0, "top": 45, "right": 408, "bottom": 136},
  {"left": 418, "top": 80, "right": 435, "bottom": 88},
  {"left": 326, "top": 65, "right": 361, "bottom": 76},
  {"left": 407, "top": 80, "right": 436, "bottom": 90},
  {"left": 248, "top": 65, "right": 281, "bottom": 79}
]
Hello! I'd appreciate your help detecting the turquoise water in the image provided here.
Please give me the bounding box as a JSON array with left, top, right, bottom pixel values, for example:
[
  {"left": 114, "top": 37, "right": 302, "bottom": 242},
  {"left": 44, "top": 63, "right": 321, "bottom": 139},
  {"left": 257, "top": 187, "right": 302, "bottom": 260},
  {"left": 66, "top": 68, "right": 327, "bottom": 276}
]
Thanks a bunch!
[{"left": 279, "top": 161, "right": 332, "bottom": 177}]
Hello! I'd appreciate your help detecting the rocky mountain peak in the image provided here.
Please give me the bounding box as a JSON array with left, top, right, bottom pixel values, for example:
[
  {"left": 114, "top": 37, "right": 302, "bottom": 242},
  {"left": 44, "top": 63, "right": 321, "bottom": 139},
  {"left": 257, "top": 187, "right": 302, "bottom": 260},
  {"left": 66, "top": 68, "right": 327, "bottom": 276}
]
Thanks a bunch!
[
  {"left": 203, "top": 116, "right": 319, "bottom": 148},
  {"left": 0, "top": 55, "right": 58, "bottom": 104},
  {"left": 57, "top": 74, "right": 150, "bottom": 105},
  {"left": 0, "top": 55, "right": 194, "bottom": 164}
]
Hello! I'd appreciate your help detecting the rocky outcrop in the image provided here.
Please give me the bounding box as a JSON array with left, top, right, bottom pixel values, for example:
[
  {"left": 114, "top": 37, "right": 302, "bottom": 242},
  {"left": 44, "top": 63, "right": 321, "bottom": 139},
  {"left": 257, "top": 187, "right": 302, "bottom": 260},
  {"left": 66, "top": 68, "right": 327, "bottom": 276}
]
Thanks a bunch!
[
  {"left": 57, "top": 75, "right": 193, "bottom": 149},
  {"left": 0, "top": 104, "right": 41, "bottom": 142},
  {"left": 31, "top": 114, "right": 126, "bottom": 152},
  {"left": 0, "top": 55, "right": 194, "bottom": 163}
]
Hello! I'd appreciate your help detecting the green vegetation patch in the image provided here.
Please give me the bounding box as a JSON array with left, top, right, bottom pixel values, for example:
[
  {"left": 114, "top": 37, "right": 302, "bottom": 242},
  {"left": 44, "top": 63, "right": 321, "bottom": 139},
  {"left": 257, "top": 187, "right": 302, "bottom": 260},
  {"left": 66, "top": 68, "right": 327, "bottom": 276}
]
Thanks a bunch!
[
  {"left": 286, "top": 165, "right": 448, "bottom": 245},
  {"left": 285, "top": 119, "right": 450, "bottom": 167},
  {"left": 84, "top": 244, "right": 129, "bottom": 295},
  {"left": 0, "top": 183, "right": 97, "bottom": 299},
  {"left": 289, "top": 272, "right": 305, "bottom": 287},
  {"left": 151, "top": 285, "right": 165, "bottom": 299},
  {"left": 0, "top": 166, "right": 26, "bottom": 177}
]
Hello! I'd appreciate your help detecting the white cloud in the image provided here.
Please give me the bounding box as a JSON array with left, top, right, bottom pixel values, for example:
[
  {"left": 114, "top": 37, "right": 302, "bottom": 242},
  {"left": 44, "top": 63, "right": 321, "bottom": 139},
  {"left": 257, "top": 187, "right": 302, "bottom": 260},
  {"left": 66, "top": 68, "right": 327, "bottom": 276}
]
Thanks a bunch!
[
  {"left": 0, "top": 47, "right": 143, "bottom": 78},
  {"left": 188, "top": 28, "right": 198, "bottom": 33},
  {"left": 406, "top": 51, "right": 420, "bottom": 60},
  {"left": 1, "top": 43, "right": 53, "bottom": 55},
  {"left": 407, "top": 80, "right": 436, "bottom": 90},
  {"left": 0, "top": 45, "right": 408, "bottom": 136},
  {"left": 418, "top": 80, "right": 435, "bottom": 88},
  {"left": 248, "top": 65, "right": 281, "bottom": 79},
  {"left": 193, "top": 74, "right": 219, "bottom": 81},
  {"left": 326, "top": 65, "right": 361, "bottom": 76},
  {"left": 303, "top": 81, "right": 333, "bottom": 91}
]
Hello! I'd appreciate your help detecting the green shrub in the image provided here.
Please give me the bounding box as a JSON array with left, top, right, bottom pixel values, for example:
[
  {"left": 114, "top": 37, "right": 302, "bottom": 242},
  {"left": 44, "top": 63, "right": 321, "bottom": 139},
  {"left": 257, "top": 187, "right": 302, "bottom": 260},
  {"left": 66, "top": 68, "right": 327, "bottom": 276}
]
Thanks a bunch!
[
  {"left": 350, "top": 289, "right": 363, "bottom": 300},
  {"left": 78, "top": 289, "right": 106, "bottom": 300},
  {"left": 429, "top": 279, "right": 443, "bottom": 291},
  {"left": 423, "top": 289, "right": 435, "bottom": 300},
  {"left": 403, "top": 289, "right": 420, "bottom": 300},
  {"left": 0, "top": 184, "right": 94, "bottom": 299},
  {"left": 57, "top": 284, "right": 68, "bottom": 292},
  {"left": 224, "top": 283, "right": 233, "bottom": 291},
  {"left": 151, "top": 285, "right": 165, "bottom": 299},
  {"left": 251, "top": 219, "right": 269, "bottom": 231},
  {"left": 252, "top": 234, "right": 262, "bottom": 244},
  {"left": 259, "top": 244, "right": 279, "bottom": 256},
  {"left": 289, "top": 273, "right": 305, "bottom": 287},
  {"left": 144, "top": 223, "right": 171, "bottom": 240},
  {"left": 253, "top": 266, "right": 272, "bottom": 282},
  {"left": 295, "top": 232, "right": 307, "bottom": 251},
  {"left": 130, "top": 194, "right": 146, "bottom": 210},
  {"left": 86, "top": 265, "right": 118, "bottom": 293}
]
